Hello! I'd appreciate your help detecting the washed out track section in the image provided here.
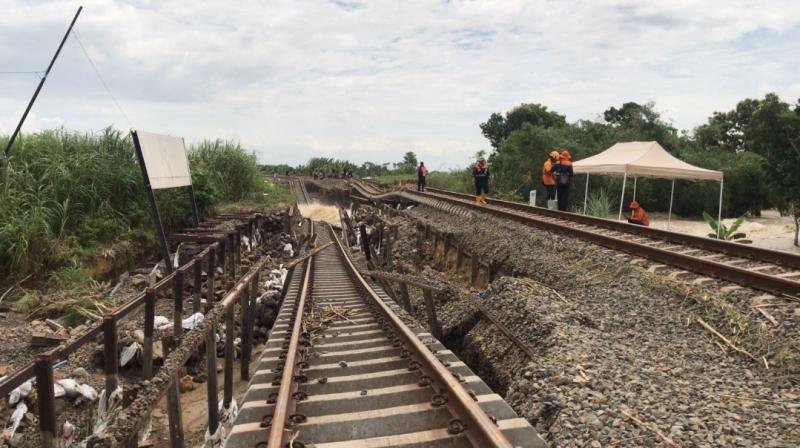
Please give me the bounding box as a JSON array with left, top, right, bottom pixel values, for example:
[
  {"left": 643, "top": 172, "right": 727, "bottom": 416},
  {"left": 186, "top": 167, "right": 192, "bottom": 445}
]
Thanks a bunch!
[
  {"left": 225, "top": 226, "right": 544, "bottom": 447},
  {"left": 349, "top": 181, "right": 800, "bottom": 298}
]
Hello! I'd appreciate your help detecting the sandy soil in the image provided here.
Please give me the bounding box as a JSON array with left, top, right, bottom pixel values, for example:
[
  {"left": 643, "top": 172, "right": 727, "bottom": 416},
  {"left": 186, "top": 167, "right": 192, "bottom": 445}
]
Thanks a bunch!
[{"left": 643, "top": 209, "right": 799, "bottom": 254}]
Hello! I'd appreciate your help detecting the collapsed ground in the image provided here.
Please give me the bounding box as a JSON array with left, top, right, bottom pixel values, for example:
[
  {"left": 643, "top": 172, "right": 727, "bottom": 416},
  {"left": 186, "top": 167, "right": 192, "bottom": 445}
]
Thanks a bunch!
[
  {"left": 316, "top": 180, "right": 799, "bottom": 448},
  {"left": 0, "top": 211, "right": 293, "bottom": 447}
]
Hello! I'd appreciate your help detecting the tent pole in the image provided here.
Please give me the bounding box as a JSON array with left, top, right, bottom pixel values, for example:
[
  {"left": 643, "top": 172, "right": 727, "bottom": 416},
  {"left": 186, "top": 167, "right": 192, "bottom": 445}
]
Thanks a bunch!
[
  {"left": 583, "top": 174, "right": 589, "bottom": 214},
  {"left": 668, "top": 178, "right": 675, "bottom": 230},
  {"left": 717, "top": 176, "right": 724, "bottom": 238},
  {"left": 618, "top": 172, "right": 627, "bottom": 221},
  {"left": 632, "top": 177, "right": 637, "bottom": 201}
]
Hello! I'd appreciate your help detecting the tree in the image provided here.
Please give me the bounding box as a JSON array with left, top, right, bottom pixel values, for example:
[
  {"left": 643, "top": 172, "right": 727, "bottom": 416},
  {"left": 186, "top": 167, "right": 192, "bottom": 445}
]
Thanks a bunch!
[
  {"left": 398, "top": 151, "right": 418, "bottom": 173},
  {"left": 479, "top": 113, "right": 506, "bottom": 151},
  {"left": 694, "top": 93, "right": 800, "bottom": 244},
  {"left": 479, "top": 103, "right": 567, "bottom": 153}
]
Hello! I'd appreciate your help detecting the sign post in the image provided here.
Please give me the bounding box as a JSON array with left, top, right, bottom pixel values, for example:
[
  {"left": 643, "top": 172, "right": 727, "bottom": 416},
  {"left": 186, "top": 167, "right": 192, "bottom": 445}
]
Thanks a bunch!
[{"left": 131, "top": 130, "right": 198, "bottom": 273}]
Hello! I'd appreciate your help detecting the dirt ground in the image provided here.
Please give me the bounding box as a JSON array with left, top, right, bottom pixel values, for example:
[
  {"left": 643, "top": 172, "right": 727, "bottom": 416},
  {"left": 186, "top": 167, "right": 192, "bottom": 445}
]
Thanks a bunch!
[{"left": 646, "top": 209, "right": 799, "bottom": 253}]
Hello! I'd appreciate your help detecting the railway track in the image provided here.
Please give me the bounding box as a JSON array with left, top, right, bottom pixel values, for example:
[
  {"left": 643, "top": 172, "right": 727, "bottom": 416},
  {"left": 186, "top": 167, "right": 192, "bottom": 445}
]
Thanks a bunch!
[
  {"left": 225, "top": 224, "right": 544, "bottom": 447},
  {"left": 347, "top": 180, "right": 800, "bottom": 298}
]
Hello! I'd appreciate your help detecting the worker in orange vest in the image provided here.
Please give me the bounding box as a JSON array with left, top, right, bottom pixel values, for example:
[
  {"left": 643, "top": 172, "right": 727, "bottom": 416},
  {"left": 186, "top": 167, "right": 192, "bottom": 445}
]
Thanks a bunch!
[
  {"left": 542, "top": 151, "right": 559, "bottom": 201},
  {"left": 553, "top": 150, "right": 573, "bottom": 211},
  {"left": 628, "top": 201, "right": 650, "bottom": 226},
  {"left": 473, "top": 156, "right": 489, "bottom": 204}
]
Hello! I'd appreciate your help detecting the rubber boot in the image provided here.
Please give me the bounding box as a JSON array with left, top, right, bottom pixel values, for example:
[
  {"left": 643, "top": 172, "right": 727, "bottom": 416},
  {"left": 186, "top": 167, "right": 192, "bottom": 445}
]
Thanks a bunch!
[
  {"left": 475, "top": 195, "right": 481, "bottom": 204},
  {"left": 480, "top": 193, "right": 487, "bottom": 204}
]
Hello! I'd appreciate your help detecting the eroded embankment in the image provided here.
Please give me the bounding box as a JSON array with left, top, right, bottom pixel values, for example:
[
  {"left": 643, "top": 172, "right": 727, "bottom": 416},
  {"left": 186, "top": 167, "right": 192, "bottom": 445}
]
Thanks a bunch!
[{"left": 383, "top": 203, "right": 800, "bottom": 448}]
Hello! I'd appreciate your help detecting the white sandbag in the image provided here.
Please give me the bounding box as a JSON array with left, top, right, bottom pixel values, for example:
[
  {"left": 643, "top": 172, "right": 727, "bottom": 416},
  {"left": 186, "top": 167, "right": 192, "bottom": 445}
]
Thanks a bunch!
[
  {"left": 202, "top": 424, "right": 226, "bottom": 448},
  {"left": 154, "top": 315, "right": 171, "bottom": 330},
  {"left": 219, "top": 398, "right": 239, "bottom": 423},
  {"left": 3, "top": 402, "right": 27, "bottom": 442},
  {"left": 283, "top": 243, "right": 293, "bottom": 257},
  {"left": 8, "top": 380, "right": 32, "bottom": 406},
  {"left": 120, "top": 342, "right": 141, "bottom": 367},
  {"left": 57, "top": 379, "right": 80, "bottom": 398},
  {"left": 76, "top": 383, "right": 98, "bottom": 403},
  {"left": 93, "top": 386, "right": 123, "bottom": 436},
  {"left": 53, "top": 382, "right": 66, "bottom": 399},
  {"left": 182, "top": 312, "right": 204, "bottom": 330}
]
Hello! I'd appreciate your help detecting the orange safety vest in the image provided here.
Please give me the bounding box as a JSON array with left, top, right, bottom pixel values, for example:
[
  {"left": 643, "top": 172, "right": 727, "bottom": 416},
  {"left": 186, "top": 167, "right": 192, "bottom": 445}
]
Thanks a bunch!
[
  {"left": 630, "top": 207, "right": 650, "bottom": 226},
  {"left": 542, "top": 160, "right": 556, "bottom": 186}
]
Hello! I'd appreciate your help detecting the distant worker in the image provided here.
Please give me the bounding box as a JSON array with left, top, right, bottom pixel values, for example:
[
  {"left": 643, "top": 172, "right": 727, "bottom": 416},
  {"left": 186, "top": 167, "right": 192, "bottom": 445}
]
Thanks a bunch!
[
  {"left": 417, "top": 162, "right": 428, "bottom": 192},
  {"left": 542, "top": 151, "right": 559, "bottom": 201},
  {"left": 472, "top": 156, "right": 490, "bottom": 204},
  {"left": 553, "top": 150, "right": 573, "bottom": 211},
  {"left": 627, "top": 201, "right": 650, "bottom": 226}
]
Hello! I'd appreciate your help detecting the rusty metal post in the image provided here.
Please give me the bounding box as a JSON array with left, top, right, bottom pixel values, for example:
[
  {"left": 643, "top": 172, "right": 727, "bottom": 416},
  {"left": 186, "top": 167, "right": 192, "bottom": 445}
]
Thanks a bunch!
[
  {"left": 174, "top": 270, "right": 184, "bottom": 339},
  {"left": 398, "top": 279, "right": 412, "bottom": 312},
  {"left": 385, "top": 225, "right": 394, "bottom": 271},
  {"left": 34, "top": 354, "right": 56, "bottom": 448},
  {"left": 103, "top": 314, "right": 119, "bottom": 405},
  {"left": 163, "top": 336, "right": 185, "bottom": 448},
  {"left": 142, "top": 288, "right": 155, "bottom": 379},
  {"left": 359, "top": 224, "right": 370, "bottom": 262},
  {"left": 205, "top": 324, "right": 220, "bottom": 436},
  {"left": 193, "top": 257, "right": 202, "bottom": 313},
  {"left": 470, "top": 255, "right": 479, "bottom": 286},
  {"left": 234, "top": 229, "right": 241, "bottom": 278},
  {"left": 240, "top": 275, "right": 256, "bottom": 380},
  {"left": 223, "top": 303, "right": 234, "bottom": 408},
  {"left": 443, "top": 238, "right": 453, "bottom": 271},
  {"left": 422, "top": 288, "right": 442, "bottom": 339},
  {"left": 207, "top": 247, "right": 216, "bottom": 306},
  {"left": 219, "top": 240, "right": 227, "bottom": 282}
]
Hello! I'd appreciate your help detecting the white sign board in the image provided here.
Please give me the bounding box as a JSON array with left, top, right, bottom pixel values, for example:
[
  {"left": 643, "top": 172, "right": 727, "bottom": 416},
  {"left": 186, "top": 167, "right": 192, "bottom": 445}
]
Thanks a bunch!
[{"left": 135, "top": 130, "right": 192, "bottom": 189}]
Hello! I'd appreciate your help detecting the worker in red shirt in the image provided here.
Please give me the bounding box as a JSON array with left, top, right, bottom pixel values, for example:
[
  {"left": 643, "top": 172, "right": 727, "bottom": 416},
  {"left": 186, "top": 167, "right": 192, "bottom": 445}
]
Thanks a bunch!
[
  {"left": 417, "top": 162, "right": 428, "bottom": 191},
  {"left": 628, "top": 201, "right": 650, "bottom": 226}
]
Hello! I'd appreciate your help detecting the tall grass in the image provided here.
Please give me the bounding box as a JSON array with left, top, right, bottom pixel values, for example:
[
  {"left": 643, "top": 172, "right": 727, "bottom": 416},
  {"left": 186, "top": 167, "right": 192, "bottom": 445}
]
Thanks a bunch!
[
  {"left": 0, "top": 128, "right": 282, "bottom": 285},
  {"left": 585, "top": 189, "right": 612, "bottom": 218}
]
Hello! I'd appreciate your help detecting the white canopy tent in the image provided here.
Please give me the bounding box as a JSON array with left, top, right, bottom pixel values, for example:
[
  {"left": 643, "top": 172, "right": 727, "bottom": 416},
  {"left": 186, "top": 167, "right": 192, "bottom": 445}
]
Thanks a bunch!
[{"left": 572, "top": 141, "right": 724, "bottom": 230}]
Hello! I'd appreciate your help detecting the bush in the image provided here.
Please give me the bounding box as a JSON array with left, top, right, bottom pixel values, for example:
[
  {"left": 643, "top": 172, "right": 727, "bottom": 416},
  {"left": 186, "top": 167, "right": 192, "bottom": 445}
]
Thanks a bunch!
[
  {"left": 585, "top": 189, "right": 613, "bottom": 217},
  {"left": 1, "top": 128, "right": 283, "bottom": 282}
]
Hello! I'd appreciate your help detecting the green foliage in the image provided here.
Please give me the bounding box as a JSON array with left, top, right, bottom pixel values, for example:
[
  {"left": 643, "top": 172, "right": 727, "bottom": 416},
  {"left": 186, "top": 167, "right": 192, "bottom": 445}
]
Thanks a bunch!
[
  {"left": 396, "top": 151, "right": 419, "bottom": 174},
  {"left": 479, "top": 103, "right": 567, "bottom": 151},
  {"left": 427, "top": 169, "right": 473, "bottom": 193},
  {"left": 371, "top": 173, "right": 416, "bottom": 185},
  {"left": 188, "top": 139, "right": 262, "bottom": 201},
  {"left": 585, "top": 189, "right": 612, "bottom": 218},
  {"left": 703, "top": 212, "right": 747, "bottom": 240},
  {"left": 0, "top": 128, "right": 278, "bottom": 283}
]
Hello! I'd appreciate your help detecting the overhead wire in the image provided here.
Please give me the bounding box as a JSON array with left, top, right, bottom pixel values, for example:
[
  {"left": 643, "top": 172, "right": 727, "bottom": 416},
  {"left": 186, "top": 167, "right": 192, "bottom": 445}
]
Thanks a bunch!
[{"left": 70, "top": 28, "right": 134, "bottom": 129}]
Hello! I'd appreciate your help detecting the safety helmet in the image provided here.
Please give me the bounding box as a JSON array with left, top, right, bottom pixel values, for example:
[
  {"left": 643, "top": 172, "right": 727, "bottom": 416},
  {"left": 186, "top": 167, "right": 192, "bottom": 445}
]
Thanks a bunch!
[
  {"left": 549, "top": 151, "right": 560, "bottom": 158},
  {"left": 560, "top": 150, "right": 571, "bottom": 159},
  {"left": 630, "top": 201, "right": 640, "bottom": 209}
]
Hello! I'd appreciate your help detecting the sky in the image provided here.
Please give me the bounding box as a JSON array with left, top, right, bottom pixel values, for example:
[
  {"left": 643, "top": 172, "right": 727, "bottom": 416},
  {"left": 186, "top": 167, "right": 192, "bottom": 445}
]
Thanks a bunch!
[{"left": 1, "top": 1, "right": 799, "bottom": 170}]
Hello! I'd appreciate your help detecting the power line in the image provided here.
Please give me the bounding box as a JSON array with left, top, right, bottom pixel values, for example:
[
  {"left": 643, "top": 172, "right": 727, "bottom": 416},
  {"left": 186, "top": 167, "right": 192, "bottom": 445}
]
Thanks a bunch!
[
  {"left": 70, "top": 29, "right": 134, "bottom": 129},
  {"left": 0, "top": 71, "right": 44, "bottom": 76}
]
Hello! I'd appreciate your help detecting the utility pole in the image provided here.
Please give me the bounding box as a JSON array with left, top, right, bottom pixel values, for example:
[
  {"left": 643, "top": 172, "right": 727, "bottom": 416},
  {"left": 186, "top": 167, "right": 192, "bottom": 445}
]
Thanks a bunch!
[{"left": 4, "top": 6, "right": 83, "bottom": 156}]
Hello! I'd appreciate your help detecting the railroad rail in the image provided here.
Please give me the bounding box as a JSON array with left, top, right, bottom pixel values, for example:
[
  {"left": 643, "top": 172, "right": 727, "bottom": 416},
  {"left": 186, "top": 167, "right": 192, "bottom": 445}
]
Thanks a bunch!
[
  {"left": 225, "top": 224, "right": 544, "bottom": 447},
  {"left": 347, "top": 180, "right": 800, "bottom": 297}
]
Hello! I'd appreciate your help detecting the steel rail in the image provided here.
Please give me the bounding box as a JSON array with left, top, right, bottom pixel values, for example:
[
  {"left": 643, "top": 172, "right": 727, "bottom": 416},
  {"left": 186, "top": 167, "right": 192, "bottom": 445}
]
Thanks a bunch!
[
  {"left": 327, "top": 223, "right": 515, "bottom": 447},
  {"left": 421, "top": 187, "right": 800, "bottom": 270},
  {"left": 398, "top": 188, "right": 800, "bottom": 296},
  {"left": 266, "top": 256, "right": 312, "bottom": 447}
]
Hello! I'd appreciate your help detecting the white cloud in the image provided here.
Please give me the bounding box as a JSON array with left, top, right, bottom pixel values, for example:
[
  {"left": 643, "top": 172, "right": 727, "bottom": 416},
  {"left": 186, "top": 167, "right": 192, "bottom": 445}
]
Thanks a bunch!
[{"left": 1, "top": 0, "right": 799, "bottom": 167}]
